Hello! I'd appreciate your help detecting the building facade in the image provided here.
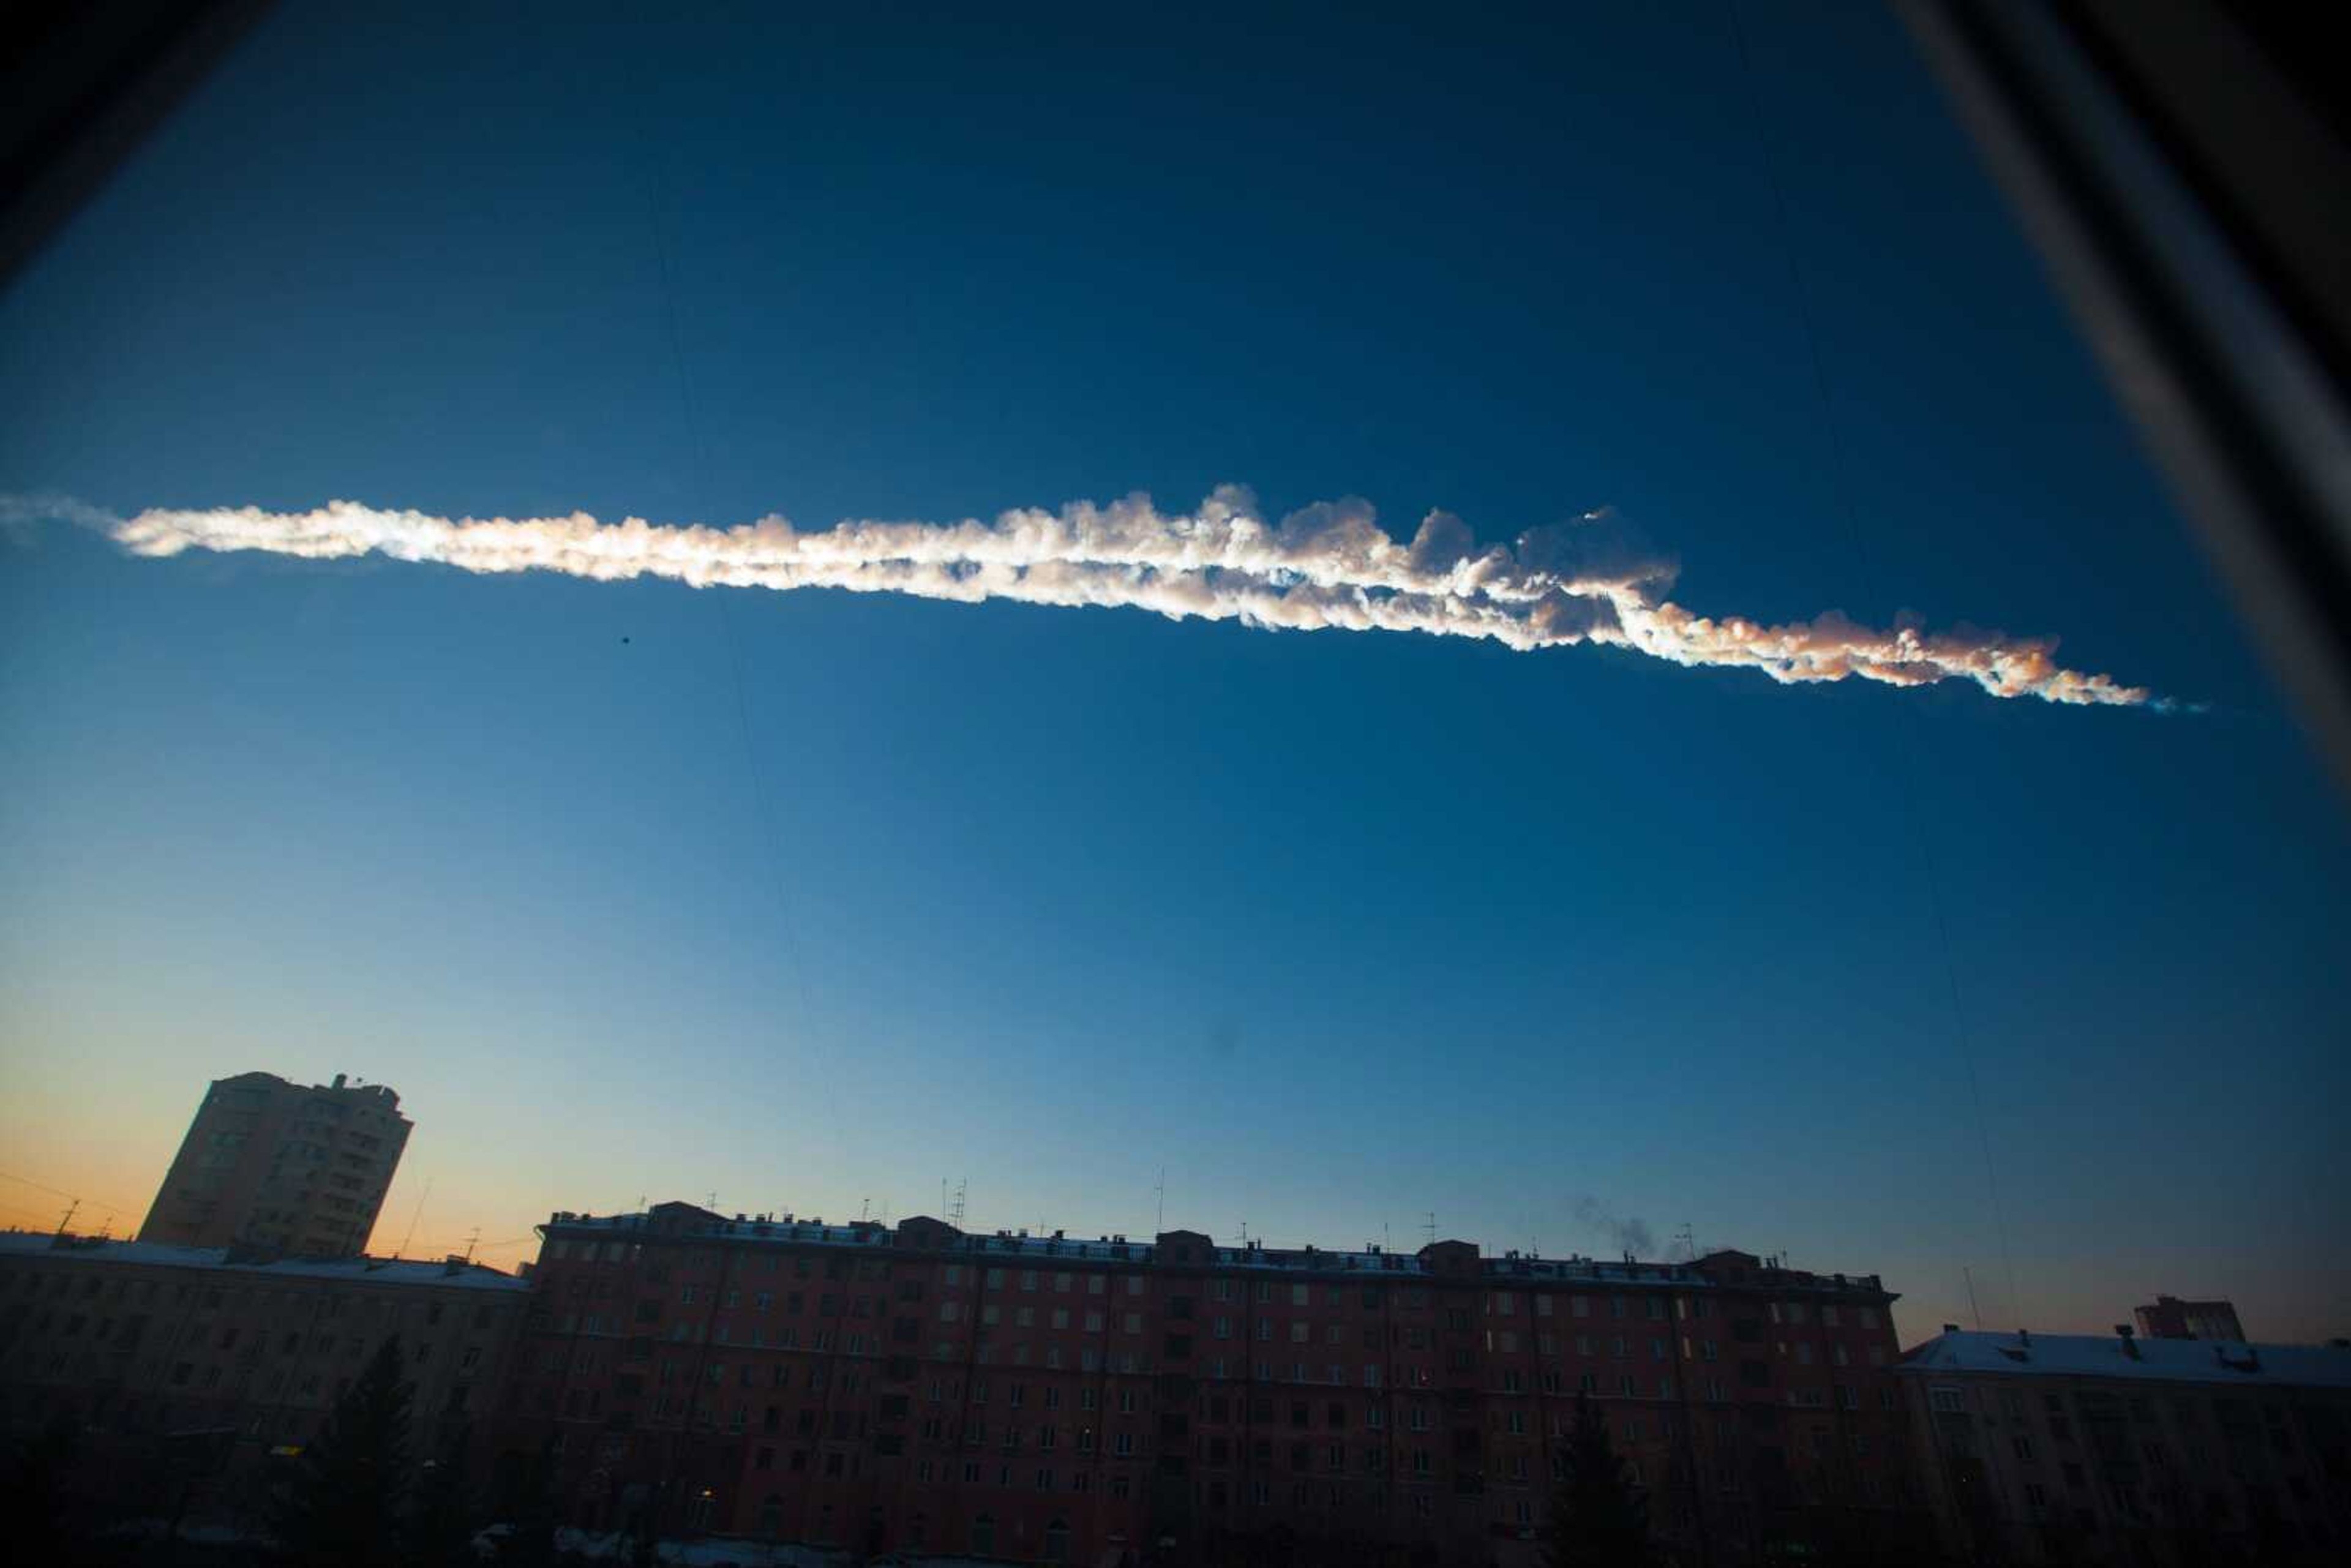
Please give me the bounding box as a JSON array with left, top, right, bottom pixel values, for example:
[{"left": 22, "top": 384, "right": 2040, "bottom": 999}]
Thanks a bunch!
[
  {"left": 0, "top": 1230, "right": 529, "bottom": 1532},
  {"left": 500, "top": 1203, "right": 1929, "bottom": 1566},
  {"left": 2134, "top": 1295, "right": 2248, "bottom": 1344},
  {"left": 139, "top": 1070, "right": 413, "bottom": 1258},
  {"left": 1899, "top": 1327, "right": 2350, "bottom": 1566}
]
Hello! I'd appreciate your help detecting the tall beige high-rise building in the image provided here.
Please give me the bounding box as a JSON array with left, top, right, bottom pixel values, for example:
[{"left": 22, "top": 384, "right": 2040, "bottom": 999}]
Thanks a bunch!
[{"left": 139, "top": 1071, "right": 411, "bottom": 1257}]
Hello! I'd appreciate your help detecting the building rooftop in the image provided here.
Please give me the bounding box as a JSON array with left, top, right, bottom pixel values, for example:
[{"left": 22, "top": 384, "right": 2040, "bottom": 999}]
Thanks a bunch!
[
  {"left": 1899, "top": 1329, "right": 2351, "bottom": 1389},
  {"left": 542, "top": 1205, "right": 1890, "bottom": 1296},
  {"left": 0, "top": 1229, "right": 528, "bottom": 1292}
]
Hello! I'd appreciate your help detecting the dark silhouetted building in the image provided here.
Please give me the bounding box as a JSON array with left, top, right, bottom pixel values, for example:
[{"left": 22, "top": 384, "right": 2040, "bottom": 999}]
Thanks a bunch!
[
  {"left": 0, "top": 1229, "right": 527, "bottom": 1533},
  {"left": 500, "top": 1204, "right": 1929, "bottom": 1566},
  {"left": 2136, "top": 1294, "right": 2249, "bottom": 1343},
  {"left": 1900, "top": 1326, "right": 2350, "bottom": 1566},
  {"left": 138, "top": 1071, "right": 411, "bottom": 1258}
]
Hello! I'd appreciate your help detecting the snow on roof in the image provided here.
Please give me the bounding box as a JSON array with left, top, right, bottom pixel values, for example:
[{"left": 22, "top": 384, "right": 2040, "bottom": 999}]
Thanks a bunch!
[
  {"left": 547, "top": 1210, "right": 1879, "bottom": 1294},
  {"left": 0, "top": 1230, "right": 528, "bottom": 1292},
  {"left": 1899, "top": 1329, "right": 2351, "bottom": 1390}
]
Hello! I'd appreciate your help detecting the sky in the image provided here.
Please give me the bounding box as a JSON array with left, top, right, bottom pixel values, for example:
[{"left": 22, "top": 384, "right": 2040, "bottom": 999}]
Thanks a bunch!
[{"left": 1, "top": 1, "right": 2344, "bottom": 1343}]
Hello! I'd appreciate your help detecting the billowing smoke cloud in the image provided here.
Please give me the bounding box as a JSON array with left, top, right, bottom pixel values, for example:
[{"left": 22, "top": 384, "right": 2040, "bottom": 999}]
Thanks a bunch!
[
  {"left": 1569, "top": 1196, "right": 1657, "bottom": 1259},
  {"left": 18, "top": 489, "right": 2159, "bottom": 705}
]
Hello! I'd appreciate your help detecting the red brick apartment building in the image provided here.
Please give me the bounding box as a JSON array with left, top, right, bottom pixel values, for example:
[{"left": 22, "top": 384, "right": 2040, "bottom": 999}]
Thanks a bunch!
[{"left": 503, "top": 1203, "right": 1931, "bottom": 1566}]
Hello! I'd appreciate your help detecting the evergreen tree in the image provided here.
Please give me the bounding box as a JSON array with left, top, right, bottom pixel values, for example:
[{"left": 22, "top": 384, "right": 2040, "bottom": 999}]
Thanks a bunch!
[
  {"left": 4, "top": 1414, "right": 86, "bottom": 1567},
  {"left": 274, "top": 1334, "right": 413, "bottom": 1568},
  {"left": 406, "top": 1430, "right": 480, "bottom": 1568},
  {"left": 1543, "top": 1394, "right": 1651, "bottom": 1568}
]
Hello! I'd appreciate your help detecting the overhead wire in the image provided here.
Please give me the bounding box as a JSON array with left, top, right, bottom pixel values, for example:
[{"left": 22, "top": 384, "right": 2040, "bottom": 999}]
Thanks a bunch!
[
  {"left": 1721, "top": 0, "right": 2025, "bottom": 1329},
  {"left": 632, "top": 59, "right": 831, "bottom": 1171},
  {"left": 0, "top": 1166, "right": 146, "bottom": 1223}
]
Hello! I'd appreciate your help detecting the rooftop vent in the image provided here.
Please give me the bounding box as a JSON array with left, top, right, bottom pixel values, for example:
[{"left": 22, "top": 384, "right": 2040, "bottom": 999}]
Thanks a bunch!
[{"left": 2114, "top": 1324, "right": 2142, "bottom": 1360}]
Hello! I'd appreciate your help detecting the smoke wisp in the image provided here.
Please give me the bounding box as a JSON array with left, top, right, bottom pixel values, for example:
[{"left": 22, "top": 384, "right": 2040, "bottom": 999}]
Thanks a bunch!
[{"left": 1569, "top": 1196, "right": 1657, "bottom": 1259}]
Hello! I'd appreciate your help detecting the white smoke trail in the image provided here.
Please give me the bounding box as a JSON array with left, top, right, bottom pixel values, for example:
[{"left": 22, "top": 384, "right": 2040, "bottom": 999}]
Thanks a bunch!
[{"left": 18, "top": 489, "right": 2158, "bottom": 706}]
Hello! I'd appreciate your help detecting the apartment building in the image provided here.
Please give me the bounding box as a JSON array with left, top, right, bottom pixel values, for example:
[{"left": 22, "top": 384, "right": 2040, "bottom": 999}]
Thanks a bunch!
[
  {"left": 138, "top": 1070, "right": 412, "bottom": 1258},
  {"left": 1899, "top": 1326, "right": 2350, "bottom": 1566},
  {"left": 502, "top": 1202, "right": 1927, "bottom": 1566},
  {"left": 0, "top": 1230, "right": 528, "bottom": 1531}
]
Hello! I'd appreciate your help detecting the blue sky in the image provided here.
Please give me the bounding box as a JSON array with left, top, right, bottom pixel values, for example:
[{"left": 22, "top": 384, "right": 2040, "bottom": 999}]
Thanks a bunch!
[{"left": 1, "top": 2, "right": 2344, "bottom": 1340}]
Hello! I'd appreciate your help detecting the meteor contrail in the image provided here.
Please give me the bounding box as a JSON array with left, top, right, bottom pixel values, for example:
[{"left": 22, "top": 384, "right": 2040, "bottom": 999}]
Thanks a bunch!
[{"left": 19, "top": 488, "right": 2159, "bottom": 706}]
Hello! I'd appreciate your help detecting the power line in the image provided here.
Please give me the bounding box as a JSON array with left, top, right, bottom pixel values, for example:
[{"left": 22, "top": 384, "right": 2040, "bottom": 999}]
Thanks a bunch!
[
  {"left": 636, "top": 82, "right": 826, "bottom": 1142},
  {"left": 0, "top": 1168, "right": 144, "bottom": 1218},
  {"left": 1721, "top": 0, "right": 2023, "bottom": 1329}
]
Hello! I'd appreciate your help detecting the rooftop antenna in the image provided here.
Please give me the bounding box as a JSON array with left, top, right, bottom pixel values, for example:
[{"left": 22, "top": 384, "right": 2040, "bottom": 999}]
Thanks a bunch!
[
  {"left": 1154, "top": 1168, "right": 1166, "bottom": 1233},
  {"left": 51, "top": 1199, "right": 75, "bottom": 1237},
  {"left": 949, "top": 1179, "right": 967, "bottom": 1228},
  {"left": 707, "top": 1191, "right": 718, "bottom": 1210},
  {"left": 1423, "top": 1212, "right": 1438, "bottom": 1248},
  {"left": 397, "top": 1177, "right": 433, "bottom": 1259},
  {"left": 1964, "top": 1266, "right": 1985, "bottom": 1330},
  {"left": 463, "top": 1226, "right": 481, "bottom": 1264},
  {"left": 861, "top": 1197, "right": 871, "bottom": 1223},
  {"left": 1674, "top": 1223, "right": 1695, "bottom": 1262}
]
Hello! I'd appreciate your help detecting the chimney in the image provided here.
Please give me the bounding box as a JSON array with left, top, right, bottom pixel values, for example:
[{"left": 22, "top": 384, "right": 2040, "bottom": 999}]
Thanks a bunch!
[{"left": 2115, "top": 1324, "right": 2141, "bottom": 1359}]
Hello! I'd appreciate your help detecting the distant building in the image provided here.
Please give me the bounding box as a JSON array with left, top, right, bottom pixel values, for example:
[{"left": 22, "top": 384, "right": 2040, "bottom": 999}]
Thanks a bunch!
[
  {"left": 138, "top": 1071, "right": 411, "bottom": 1258},
  {"left": 1898, "top": 1326, "right": 2351, "bottom": 1567},
  {"left": 499, "top": 1205, "right": 1930, "bottom": 1567},
  {"left": 2136, "top": 1294, "right": 2249, "bottom": 1343},
  {"left": 0, "top": 1230, "right": 527, "bottom": 1533}
]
